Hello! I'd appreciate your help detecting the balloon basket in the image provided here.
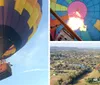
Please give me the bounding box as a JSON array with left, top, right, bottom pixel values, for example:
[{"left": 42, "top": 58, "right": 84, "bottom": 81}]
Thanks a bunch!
[{"left": 0, "top": 60, "right": 12, "bottom": 80}]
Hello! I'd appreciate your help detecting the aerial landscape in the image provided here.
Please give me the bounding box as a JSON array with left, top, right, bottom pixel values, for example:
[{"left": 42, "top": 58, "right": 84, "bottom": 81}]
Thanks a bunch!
[{"left": 50, "top": 43, "right": 100, "bottom": 85}]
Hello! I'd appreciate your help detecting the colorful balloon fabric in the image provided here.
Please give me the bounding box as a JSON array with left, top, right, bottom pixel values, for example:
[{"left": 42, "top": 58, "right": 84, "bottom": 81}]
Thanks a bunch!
[
  {"left": 50, "top": 0, "right": 100, "bottom": 41},
  {"left": 0, "top": 0, "right": 42, "bottom": 59}
]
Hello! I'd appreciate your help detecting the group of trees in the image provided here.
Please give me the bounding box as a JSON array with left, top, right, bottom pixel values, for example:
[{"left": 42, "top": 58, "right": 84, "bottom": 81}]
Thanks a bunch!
[
  {"left": 54, "top": 69, "right": 91, "bottom": 85},
  {"left": 86, "top": 77, "right": 100, "bottom": 84}
]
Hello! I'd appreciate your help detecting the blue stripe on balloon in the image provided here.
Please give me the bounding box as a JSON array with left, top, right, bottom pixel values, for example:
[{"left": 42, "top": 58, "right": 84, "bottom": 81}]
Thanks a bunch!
[
  {"left": 86, "top": 1, "right": 93, "bottom": 7},
  {"left": 94, "top": 12, "right": 100, "bottom": 19},
  {"left": 56, "top": 11, "right": 67, "bottom": 17},
  {"left": 6, "top": 0, "right": 15, "bottom": 26},
  {"left": 87, "top": 6, "right": 94, "bottom": 12},
  {"left": 0, "top": 7, "right": 4, "bottom": 25},
  {"left": 50, "top": 11, "right": 67, "bottom": 20},
  {"left": 75, "top": 29, "right": 81, "bottom": 37},
  {"left": 94, "top": 5, "right": 100, "bottom": 11},
  {"left": 4, "top": 0, "right": 8, "bottom": 25},
  {"left": 57, "top": 0, "right": 69, "bottom": 7},
  {"left": 11, "top": 11, "right": 20, "bottom": 29},
  {"left": 92, "top": 0, "right": 100, "bottom": 5},
  {"left": 80, "top": 31, "right": 92, "bottom": 41},
  {"left": 87, "top": 12, "right": 95, "bottom": 18},
  {"left": 56, "top": 25, "right": 63, "bottom": 35},
  {"left": 16, "top": 9, "right": 33, "bottom": 46},
  {"left": 87, "top": 24, "right": 100, "bottom": 41},
  {"left": 50, "top": 13, "right": 56, "bottom": 20},
  {"left": 84, "top": 13, "right": 100, "bottom": 40}
]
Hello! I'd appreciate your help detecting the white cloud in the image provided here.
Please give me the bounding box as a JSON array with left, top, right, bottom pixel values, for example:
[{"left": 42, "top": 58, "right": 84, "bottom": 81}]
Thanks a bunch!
[{"left": 23, "top": 68, "right": 48, "bottom": 73}]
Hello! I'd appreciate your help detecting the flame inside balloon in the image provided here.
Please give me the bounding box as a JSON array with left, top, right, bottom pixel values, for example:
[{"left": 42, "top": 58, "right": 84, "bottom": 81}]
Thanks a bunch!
[
  {"left": 75, "top": 11, "right": 81, "bottom": 18},
  {"left": 67, "top": 11, "right": 86, "bottom": 31}
]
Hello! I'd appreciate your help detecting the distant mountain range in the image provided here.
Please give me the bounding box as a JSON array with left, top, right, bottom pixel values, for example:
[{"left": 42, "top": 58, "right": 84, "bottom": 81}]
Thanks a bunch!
[{"left": 50, "top": 46, "right": 100, "bottom": 52}]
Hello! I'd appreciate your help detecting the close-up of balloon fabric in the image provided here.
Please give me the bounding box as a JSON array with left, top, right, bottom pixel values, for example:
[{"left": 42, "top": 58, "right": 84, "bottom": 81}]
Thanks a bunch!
[{"left": 50, "top": 0, "right": 100, "bottom": 41}]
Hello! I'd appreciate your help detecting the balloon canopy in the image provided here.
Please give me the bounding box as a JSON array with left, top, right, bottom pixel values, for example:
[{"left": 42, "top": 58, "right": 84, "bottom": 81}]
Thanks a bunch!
[
  {"left": 50, "top": 0, "right": 100, "bottom": 41},
  {"left": 0, "top": 0, "right": 42, "bottom": 59}
]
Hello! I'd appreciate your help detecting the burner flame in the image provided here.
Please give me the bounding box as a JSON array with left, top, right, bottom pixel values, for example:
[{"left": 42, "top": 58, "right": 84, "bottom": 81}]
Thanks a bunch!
[{"left": 67, "top": 12, "right": 87, "bottom": 31}]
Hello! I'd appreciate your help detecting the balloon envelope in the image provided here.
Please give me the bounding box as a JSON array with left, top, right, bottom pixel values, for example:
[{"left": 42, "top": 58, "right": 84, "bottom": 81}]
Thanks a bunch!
[{"left": 0, "top": 0, "right": 42, "bottom": 59}]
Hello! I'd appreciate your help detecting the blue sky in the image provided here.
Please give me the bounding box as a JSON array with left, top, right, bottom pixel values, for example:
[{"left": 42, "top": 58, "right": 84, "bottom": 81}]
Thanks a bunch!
[
  {"left": 0, "top": 0, "right": 48, "bottom": 85},
  {"left": 51, "top": 42, "right": 100, "bottom": 48}
]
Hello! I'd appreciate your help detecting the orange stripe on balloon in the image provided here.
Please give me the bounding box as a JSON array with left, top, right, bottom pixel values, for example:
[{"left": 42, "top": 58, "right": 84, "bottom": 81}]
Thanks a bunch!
[
  {"left": 50, "top": 15, "right": 69, "bottom": 26},
  {"left": 0, "top": 0, "right": 4, "bottom": 6},
  {"left": 26, "top": 0, "right": 37, "bottom": 7}
]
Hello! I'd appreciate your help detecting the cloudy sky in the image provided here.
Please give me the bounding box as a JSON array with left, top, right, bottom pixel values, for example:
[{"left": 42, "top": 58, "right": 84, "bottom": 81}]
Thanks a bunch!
[{"left": 0, "top": 0, "right": 48, "bottom": 85}]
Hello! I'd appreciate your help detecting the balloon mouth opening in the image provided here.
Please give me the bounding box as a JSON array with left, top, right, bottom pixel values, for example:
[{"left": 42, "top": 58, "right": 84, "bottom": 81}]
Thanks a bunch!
[{"left": 0, "top": 25, "right": 22, "bottom": 59}]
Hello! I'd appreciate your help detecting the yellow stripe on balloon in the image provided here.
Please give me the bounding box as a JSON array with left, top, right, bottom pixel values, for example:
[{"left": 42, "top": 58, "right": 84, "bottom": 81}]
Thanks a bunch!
[
  {"left": 2, "top": 45, "right": 16, "bottom": 59},
  {"left": 24, "top": 0, "right": 38, "bottom": 15},
  {"left": 28, "top": 3, "right": 40, "bottom": 29},
  {"left": 14, "top": 0, "right": 42, "bottom": 41},
  {"left": 26, "top": 0, "right": 37, "bottom": 7},
  {"left": 24, "top": 2, "right": 33, "bottom": 15},
  {"left": 14, "top": 0, "right": 27, "bottom": 15},
  {"left": 0, "top": 0, "right": 4, "bottom": 6},
  {"left": 28, "top": 11, "right": 42, "bottom": 40}
]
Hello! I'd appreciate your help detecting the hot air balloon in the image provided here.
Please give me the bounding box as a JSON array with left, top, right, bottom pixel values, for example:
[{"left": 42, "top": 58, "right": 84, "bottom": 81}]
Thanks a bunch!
[
  {"left": 50, "top": 0, "right": 100, "bottom": 41},
  {"left": 0, "top": 0, "right": 42, "bottom": 80}
]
